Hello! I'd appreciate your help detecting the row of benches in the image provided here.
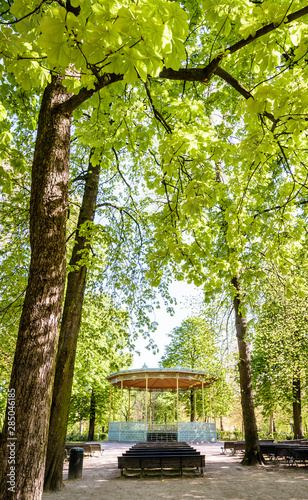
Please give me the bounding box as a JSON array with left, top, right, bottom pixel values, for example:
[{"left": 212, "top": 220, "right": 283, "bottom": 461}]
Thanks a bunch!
[
  {"left": 118, "top": 442, "right": 205, "bottom": 477},
  {"left": 260, "top": 442, "right": 308, "bottom": 465},
  {"left": 222, "top": 440, "right": 308, "bottom": 465},
  {"left": 221, "top": 440, "right": 275, "bottom": 455},
  {"left": 65, "top": 442, "right": 103, "bottom": 458}
]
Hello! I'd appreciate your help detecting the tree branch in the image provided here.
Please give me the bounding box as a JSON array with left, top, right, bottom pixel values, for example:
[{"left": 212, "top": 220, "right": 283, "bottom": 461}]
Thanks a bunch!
[
  {"left": 214, "top": 67, "right": 278, "bottom": 125},
  {"left": 158, "top": 5, "right": 308, "bottom": 86},
  {"left": 0, "top": 0, "right": 47, "bottom": 25},
  {"left": 226, "top": 5, "right": 308, "bottom": 56},
  {"left": 61, "top": 73, "right": 123, "bottom": 112},
  {"left": 214, "top": 67, "right": 252, "bottom": 99},
  {"left": 59, "top": 4, "right": 308, "bottom": 111}
]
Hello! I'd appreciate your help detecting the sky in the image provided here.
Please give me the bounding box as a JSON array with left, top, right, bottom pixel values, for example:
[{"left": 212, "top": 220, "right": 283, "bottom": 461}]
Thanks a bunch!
[{"left": 132, "top": 281, "right": 202, "bottom": 368}]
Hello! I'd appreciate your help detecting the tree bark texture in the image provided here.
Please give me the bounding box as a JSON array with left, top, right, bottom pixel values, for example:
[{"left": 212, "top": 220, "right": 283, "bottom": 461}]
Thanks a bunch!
[
  {"left": 44, "top": 155, "right": 100, "bottom": 491},
  {"left": 292, "top": 374, "right": 304, "bottom": 439},
  {"left": 88, "top": 389, "right": 96, "bottom": 441},
  {"left": 231, "top": 275, "right": 263, "bottom": 465},
  {"left": 0, "top": 75, "right": 73, "bottom": 500}
]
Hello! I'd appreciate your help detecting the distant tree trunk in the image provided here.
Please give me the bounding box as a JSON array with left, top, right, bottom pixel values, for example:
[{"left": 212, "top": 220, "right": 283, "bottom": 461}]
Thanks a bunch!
[
  {"left": 0, "top": 75, "right": 73, "bottom": 499},
  {"left": 292, "top": 373, "right": 304, "bottom": 439},
  {"left": 220, "top": 416, "right": 224, "bottom": 432},
  {"left": 269, "top": 412, "right": 275, "bottom": 436},
  {"left": 88, "top": 390, "right": 96, "bottom": 441},
  {"left": 190, "top": 390, "right": 196, "bottom": 421},
  {"left": 44, "top": 154, "right": 101, "bottom": 491},
  {"left": 232, "top": 275, "right": 263, "bottom": 465}
]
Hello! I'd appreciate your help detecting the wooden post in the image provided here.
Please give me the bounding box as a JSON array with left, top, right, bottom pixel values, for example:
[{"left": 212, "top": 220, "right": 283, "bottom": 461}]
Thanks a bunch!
[
  {"left": 194, "top": 389, "right": 197, "bottom": 420},
  {"left": 119, "top": 377, "right": 123, "bottom": 430},
  {"left": 173, "top": 392, "right": 175, "bottom": 427}
]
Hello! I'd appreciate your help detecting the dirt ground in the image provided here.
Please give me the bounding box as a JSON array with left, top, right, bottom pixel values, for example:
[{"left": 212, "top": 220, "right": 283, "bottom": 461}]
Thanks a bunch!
[{"left": 42, "top": 442, "right": 308, "bottom": 500}]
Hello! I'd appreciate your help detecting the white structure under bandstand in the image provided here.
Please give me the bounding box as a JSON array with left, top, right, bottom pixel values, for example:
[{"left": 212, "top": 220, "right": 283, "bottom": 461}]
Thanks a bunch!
[{"left": 106, "top": 367, "right": 217, "bottom": 443}]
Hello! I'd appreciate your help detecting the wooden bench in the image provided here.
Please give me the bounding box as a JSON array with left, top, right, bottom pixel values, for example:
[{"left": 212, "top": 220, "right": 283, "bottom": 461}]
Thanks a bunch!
[
  {"left": 221, "top": 441, "right": 235, "bottom": 454},
  {"left": 259, "top": 443, "right": 308, "bottom": 465},
  {"left": 233, "top": 441, "right": 245, "bottom": 454},
  {"left": 65, "top": 443, "right": 103, "bottom": 458},
  {"left": 133, "top": 442, "right": 191, "bottom": 449},
  {"left": 89, "top": 443, "right": 104, "bottom": 456},
  {"left": 288, "top": 447, "right": 308, "bottom": 466},
  {"left": 259, "top": 443, "right": 277, "bottom": 458},
  {"left": 118, "top": 442, "right": 205, "bottom": 477},
  {"left": 223, "top": 440, "right": 275, "bottom": 456}
]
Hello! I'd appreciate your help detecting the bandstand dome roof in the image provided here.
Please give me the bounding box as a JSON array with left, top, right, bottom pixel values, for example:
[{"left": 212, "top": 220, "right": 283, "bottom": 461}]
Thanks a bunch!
[{"left": 106, "top": 367, "right": 217, "bottom": 391}]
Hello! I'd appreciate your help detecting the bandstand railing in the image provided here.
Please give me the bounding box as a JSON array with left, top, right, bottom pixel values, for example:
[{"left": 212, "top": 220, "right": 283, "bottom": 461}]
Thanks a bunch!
[
  {"left": 108, "top": 420, "right": 217, "bottom": 442},
  {"left": 147, "top": 423, "right": 178, "bottom": 431}
]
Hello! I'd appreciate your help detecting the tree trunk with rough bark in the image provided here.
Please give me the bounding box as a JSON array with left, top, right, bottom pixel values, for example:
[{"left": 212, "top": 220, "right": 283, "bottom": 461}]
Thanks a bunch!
[
  {"left": 231, "top": 275, "right": 263, "bottom": 465},
  {"left": 292, "top": 374, "right": 304, "bottom": 439},
  {"left": 88, "top": 390, "right": 96, "bottom": 441},
  {"left": 0, "top": 75, "right": 73, "bottom": 500},
  {"left": 44, "top": 155, "right": 100, "bottom": 491}
]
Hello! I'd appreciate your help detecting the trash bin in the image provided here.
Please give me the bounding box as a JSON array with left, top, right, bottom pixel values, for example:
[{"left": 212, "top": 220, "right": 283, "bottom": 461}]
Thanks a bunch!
[{"left": 68, "top": 447, "right": 84, "bottom": 480}]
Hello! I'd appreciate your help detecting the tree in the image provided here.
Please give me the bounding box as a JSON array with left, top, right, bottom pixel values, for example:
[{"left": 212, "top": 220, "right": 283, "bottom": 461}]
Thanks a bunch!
[
  {"left": 161, "top": 314, "right": 234, "bottom": 422},
  {"left": 43, "top": 149, "right": 100, "bottom": 491},
  {"left": 252, "top": 281, "right": 308, "bottom": 439},
  {"left": 67, "top": 290, "right": 132, "bottom": 439},
  {"left": 0, "top": 2, "right": 187, "bottom": 497}
]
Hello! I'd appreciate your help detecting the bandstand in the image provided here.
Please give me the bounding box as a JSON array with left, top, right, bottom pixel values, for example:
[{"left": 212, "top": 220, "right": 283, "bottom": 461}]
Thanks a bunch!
[{"left": 106, "top": 367, "right": 217, "bottom": 443}]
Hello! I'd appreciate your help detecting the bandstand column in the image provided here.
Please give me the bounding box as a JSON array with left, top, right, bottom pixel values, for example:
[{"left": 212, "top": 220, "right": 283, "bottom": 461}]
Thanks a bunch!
[
  {"left": 209, "top": 386, "right": 212, "bottom": 423},
  {"left": 108, "top": 383, "right": 112, "bottom": 428},
  {"left": 113, "top": 385, "right": 116, "bottom": 422},
  {"left": 120, "top": 377, "right": 123, "bottom": 430},
  {"left": 202, "top": 380, "right": 205, "bottom": 430},
  {"left": 176, "top": 373, "right": 179, "bottom": 432},
  {"left": 128, "top": 388, "right": 131, "bottom": 421},
  {"left": 173, "top": 392, "right": 175, "bottom": 426},
  {"left": 149, "top": 390, "right": 152, "bottom": 430},
  {"left": 145, "top": 373, "right": 148, "bottom": 431}
]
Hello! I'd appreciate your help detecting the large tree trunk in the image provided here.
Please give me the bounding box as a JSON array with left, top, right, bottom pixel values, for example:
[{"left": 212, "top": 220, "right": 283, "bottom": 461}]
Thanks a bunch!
[
  {"left": 0, "top": 75, "right": 73, "bottom": 499},
  {"left": 88, "top": 389, "right": 96, "bottom": 441},
  {"left": 292, "top": 373, "right": 304, "bottom": 439},
  {"left": 232, "top": 275, "right": 263, "bottom": 465},
  {"left": 44, "top": 155, "right": 100, "bottom": 491}
]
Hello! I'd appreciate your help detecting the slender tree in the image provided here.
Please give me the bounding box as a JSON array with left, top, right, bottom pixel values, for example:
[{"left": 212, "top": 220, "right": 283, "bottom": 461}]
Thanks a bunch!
[{"left": 252, "top": 283, "right": 308, "bottom": 439}]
